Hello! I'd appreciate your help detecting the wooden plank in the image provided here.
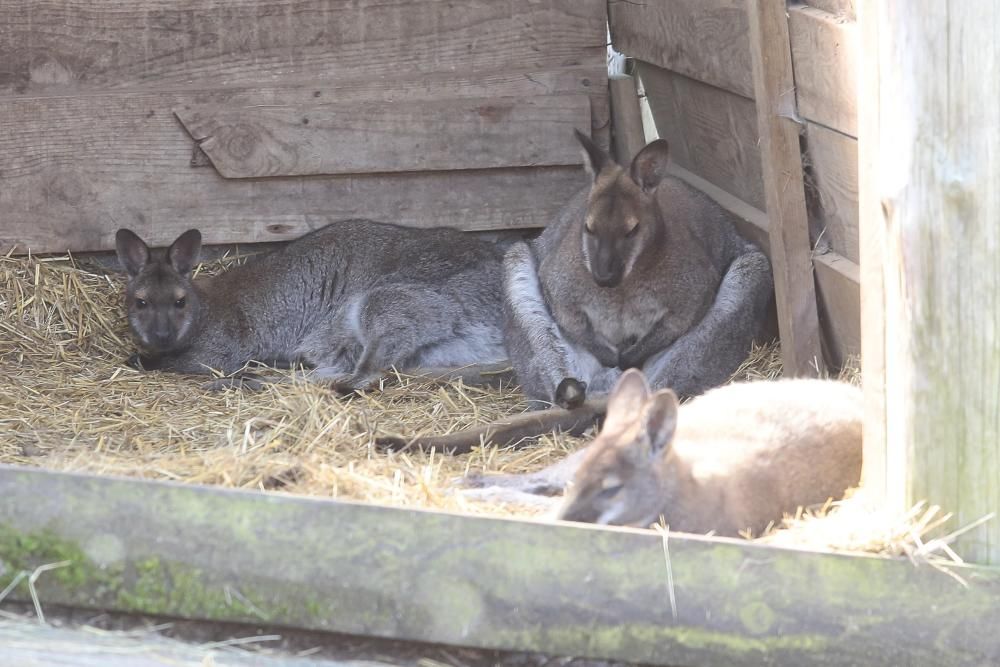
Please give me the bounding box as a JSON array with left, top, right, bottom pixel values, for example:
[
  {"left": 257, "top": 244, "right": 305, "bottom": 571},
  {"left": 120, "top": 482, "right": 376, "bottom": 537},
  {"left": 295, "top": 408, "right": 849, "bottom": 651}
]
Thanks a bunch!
[
  {"left": 0, "top": 75, "right": 601, "bottom": 253},
  {"left": 814, "top": 252, "right": 861, "bottom": 368},
  {"left": 802, "top": 0, "right": 856, "bottom": 20},
  {"left": 789, "top": 5, "right": 860, "bottom": 137},
  {"left": 666, "top": 163, "right": 770, "bottom": 252},
  {"left": 175, "top": 95, "right": 590, "bottom": 178},
  {"left": 805, "top": 123, "right": 859, "bottom": 264},
  {"left": 0, "top": 0, "right": 607, "bottom": 96},
  {"left": 608, "top": 0, "right": 753, "bottom": 98},
  {"left": 748, "top": 0, "right": 826, "bottom": 377},
  {"left": 857, "top": 0, "right": 887, "bottom": 503},
  {"left": 608, "top": 75, "right": 646, "bottom": 166},
  {"left": 3, "top": 466, "right": 1000, "bottom": 666},
  {"left": 873, "top": 1, "right": 1000, "bottom": 564},
  {"left": 637, "top": 62, "right": 765, "bottom": 210}
]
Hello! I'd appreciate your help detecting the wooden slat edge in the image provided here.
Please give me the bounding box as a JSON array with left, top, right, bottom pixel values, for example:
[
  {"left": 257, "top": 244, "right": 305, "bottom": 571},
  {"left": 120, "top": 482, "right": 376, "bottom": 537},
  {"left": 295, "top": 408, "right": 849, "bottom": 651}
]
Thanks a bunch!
[{"left": 1, "top": 465, "right": 999, "bottom": 665}]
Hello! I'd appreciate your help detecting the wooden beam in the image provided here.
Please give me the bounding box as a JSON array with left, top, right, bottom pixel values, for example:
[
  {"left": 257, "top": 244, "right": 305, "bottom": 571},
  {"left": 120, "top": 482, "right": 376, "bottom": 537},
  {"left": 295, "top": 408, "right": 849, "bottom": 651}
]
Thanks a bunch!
[
  {"left": 868, "top": 1, "right": 1000, "bottom": 564},
  {"left": 747, "top": 0, "right": 826, "bottom": 377},
  {"left": 608, "top": 0, "right": 753, "bottom": 98},
  {"left": 788, "top": 5, "right": 860, "bottom": 137},
  {"left": 175, "top": 95, "right": 590, "bottom": 178},
  {"left": 608, "top": 75, "right": 646, "bottom": 166},
  {"left": 2, "top": 465, "right": 1000, "bottom": 665},
  {"left": 857, "top": 0, "right": 887, "bottom": 502}
]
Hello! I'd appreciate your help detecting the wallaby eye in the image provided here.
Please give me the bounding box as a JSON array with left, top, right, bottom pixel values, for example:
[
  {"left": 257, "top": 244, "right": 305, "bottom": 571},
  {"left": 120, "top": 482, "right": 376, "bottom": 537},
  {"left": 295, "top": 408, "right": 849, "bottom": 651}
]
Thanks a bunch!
[
  {"left": 583, "top": 225, "right": 596, "bottom": 237},
  {"left": 596, "top": 484, "right": 624, "bottom": 500},
  {"left": 625, "top": 224, "right": 639, "bottom": 238},
  {"left": 174, "top": 297, "right": 186, "bottom": 309},
  {"left": 135, "top": 298, "right": 148, "bottom": 309}
]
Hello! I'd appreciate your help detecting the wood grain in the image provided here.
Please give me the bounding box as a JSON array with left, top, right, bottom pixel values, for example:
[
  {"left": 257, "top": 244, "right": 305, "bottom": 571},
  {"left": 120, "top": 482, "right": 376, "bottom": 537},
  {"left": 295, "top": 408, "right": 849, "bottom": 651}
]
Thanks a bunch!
[
  {"left": 814, "top": 252, "right": 861, "bottom": 368},
  {"left": 637, "top": 61, "right": 765, "bottom": 210},
  {"left": 0, "top": 73, "right": 603, "bottom": 253},
  {"left": 789, "top": 5, "right": 859, "bottom": 136},
  {"left": 805, "top": 123, "right": 859, "bottom": 264},
  {"left": 748, "top": 0, "right": 826, "bottom": 377},
  {"left": 3, "top": 465, "right": 1000, "bottom": 666},
  {"left": 608, "top": 0, "right": 753, "bottom": 98},
  {"left": 857, "top": 0, "right": 886, "bottom": 500},
  {"left": 0, "top": 0, "right": 607, "bottom": 96},
  {"left": 872, "top": 0, "right": 1000, "bottom": 564},
  {"left": 608, "top": 75, "right": 646, "bottom": 166},
  {"left": 176, "top": 95, "right": 591, "bottom": 178},
  {"left": 803, "top": 0, "right": 857, "bottom": 20}
]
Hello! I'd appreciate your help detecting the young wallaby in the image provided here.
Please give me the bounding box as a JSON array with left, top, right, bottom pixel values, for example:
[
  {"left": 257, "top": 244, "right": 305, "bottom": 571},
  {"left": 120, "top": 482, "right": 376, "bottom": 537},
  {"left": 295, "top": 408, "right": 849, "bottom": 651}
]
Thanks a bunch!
[
  {"left": 115, "top": 219, "right": 508, "bottom": 389},
  {"left": 461, "top": 369, "right": 863, "bottom": 538},
  {"left": 506, "top": 130, "right": 774, "bottom": 408}
]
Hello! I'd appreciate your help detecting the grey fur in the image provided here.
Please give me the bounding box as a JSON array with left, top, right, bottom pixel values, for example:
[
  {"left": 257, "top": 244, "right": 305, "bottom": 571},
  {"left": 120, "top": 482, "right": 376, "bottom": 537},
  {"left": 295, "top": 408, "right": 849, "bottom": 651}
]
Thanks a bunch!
[
  {"left": 504, "top": 133, "right": 774, "bottom": 405},
  {"left": 115, "top": 219, "right": 507, "bottom": 388}
]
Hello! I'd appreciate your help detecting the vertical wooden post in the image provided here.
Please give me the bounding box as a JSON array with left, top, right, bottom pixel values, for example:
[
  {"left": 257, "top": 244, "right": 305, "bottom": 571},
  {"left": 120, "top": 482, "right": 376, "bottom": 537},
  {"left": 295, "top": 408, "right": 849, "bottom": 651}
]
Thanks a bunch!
[
  {"left": 747, "top": 0, "right": 826, "bottom": 377},
  {"left": 862, "top": 0, "right": 1000, "bottom": 563},
  {"left": 856, "top": 0, "right": 888, "bottom": 504},
  {"left": 608, "top": 74, "right": 647, "bottom": 165}
]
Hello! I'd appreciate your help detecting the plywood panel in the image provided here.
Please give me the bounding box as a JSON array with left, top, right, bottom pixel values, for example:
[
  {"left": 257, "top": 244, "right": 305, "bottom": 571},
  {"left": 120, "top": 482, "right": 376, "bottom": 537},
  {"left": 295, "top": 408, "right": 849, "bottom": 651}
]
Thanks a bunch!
[
  {"left": 0, "top": 0, "right": 607, "bottom": 96},
  {"left": 805, "top": 122, "right": 859, "bottom": 263},
  {"left": 609, "top": 0, "right": 753, "bottom": 98},
  {"left": 637, "top": 62, "right": 765, "bottom": 210},
  {"left": 789, "top": 5, "right": 859, "bottom": 136}
]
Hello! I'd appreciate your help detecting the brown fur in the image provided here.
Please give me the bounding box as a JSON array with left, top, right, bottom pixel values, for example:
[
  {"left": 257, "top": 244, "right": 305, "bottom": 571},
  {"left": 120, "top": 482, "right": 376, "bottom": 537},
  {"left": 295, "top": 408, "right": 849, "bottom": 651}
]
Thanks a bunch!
[{"left": 462, "top": 370, "right": 863, "bottom": 537}]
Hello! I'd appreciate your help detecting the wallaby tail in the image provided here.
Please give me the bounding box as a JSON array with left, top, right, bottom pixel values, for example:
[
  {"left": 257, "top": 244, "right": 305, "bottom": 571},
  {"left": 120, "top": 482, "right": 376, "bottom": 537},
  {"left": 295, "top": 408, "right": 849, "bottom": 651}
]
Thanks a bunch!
[
  {"left": 399, "top": 362, "right": 517, "bottom": 389},
  {"left": 376, "top": 398, "right": 608, "bottom": 454}
]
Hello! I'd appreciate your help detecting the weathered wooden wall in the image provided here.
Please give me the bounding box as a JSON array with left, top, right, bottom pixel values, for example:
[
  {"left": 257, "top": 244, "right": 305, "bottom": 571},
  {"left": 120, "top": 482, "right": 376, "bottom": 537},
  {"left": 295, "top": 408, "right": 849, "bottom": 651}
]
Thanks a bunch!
[
  {"left": 610, "top": 0, "right": 860, "bottom": 368},
  {"left": 0, "top": 0, "right": 608, "bottom": 253}
]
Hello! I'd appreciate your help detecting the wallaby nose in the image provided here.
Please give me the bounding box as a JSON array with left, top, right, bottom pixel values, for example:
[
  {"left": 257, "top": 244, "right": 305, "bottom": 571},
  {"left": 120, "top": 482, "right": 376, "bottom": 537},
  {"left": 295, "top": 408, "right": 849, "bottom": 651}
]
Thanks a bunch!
[
  {"left": 557, "top": 501, "right": 600, "bottom": 524},
  {"left": 591, "top": 267, "right": 622, "bottom": 288}
]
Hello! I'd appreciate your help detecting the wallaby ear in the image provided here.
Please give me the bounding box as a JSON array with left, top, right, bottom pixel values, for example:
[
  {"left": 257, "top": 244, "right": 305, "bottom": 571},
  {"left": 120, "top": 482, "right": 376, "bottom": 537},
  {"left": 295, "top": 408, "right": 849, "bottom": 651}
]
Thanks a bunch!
[
  {"left": 629, "top": 139, "right": 670, "bottom": 193},
  {"left": 115, "top": 229, "right": 150, "bottom": 278},
  {"left": 574, "top": 128, "right": 611, "bottom": 180},
  {"left": 643, "top": 389, "right": 679, "bottom": 457},
  {"left": 167, "top": 229, "right": 202, "bottom": 276},
  {"left": 602, "top": 368, "right": 651, "bottom": 433}
]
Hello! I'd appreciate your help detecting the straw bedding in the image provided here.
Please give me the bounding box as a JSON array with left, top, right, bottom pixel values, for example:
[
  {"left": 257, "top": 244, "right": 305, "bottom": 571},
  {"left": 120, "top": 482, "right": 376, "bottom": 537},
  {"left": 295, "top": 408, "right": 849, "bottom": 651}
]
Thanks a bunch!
[{"left": 0, "top": 249, "right": 955, "bottom": 558}]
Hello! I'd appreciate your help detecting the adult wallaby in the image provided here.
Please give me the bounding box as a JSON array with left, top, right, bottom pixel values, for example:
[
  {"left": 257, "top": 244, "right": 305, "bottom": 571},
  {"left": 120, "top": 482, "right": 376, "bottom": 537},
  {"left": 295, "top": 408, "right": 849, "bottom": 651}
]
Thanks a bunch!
[
  {"left": 507, "top": 130, "right": 773, "bottom": 408},
  {"left": 115, "top": 220, "right": 508, "bottom": 389},
  {"left": 461, "top": 369, "right": 863, "bottom": 538},
  {"left": 376, "top": 132, "right": 773, "bottom": 452}
]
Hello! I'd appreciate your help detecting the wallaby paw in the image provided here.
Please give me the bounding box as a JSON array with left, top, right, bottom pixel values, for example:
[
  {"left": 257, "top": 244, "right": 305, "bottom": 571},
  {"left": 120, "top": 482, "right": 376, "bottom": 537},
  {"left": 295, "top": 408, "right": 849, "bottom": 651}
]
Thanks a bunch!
[
  {"left": 555, "top": 377, "right": 587, "bottom": 409},
  {"left": 374, "top": 435, "right": 412, "bottom": 452},
  {"left": 126, "top": 352, "right": 162, "bottom": 371}
]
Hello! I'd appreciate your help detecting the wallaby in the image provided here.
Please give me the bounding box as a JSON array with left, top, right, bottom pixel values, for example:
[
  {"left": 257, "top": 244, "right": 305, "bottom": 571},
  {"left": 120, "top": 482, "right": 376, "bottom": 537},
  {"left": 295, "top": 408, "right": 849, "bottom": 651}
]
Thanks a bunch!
[
  {"left": 507, "top": 130, "right": 773, "bottom": 408},
  {"left": 461, "top": 369, "right": 863, "bottom": 538},
  {"left": 376, "top": 132, "right": 773, "bottom": 452},
  {"left": 115, "top": 219, "right": 508, "bottom": 389}
]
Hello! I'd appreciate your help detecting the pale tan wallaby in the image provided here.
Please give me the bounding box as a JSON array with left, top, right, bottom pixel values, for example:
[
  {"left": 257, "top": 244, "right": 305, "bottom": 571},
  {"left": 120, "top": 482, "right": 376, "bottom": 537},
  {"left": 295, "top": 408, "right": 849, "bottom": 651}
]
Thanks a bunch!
[{"left": 461, "top": 369, "right": 863, "bottom": 537}]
